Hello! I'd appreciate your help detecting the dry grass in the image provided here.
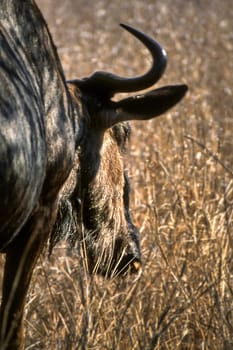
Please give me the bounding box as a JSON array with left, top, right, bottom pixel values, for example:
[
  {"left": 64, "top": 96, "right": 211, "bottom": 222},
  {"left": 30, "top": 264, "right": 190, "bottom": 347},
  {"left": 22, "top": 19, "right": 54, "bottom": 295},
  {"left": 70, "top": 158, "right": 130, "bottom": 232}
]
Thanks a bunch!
[{"left": 1, "top": 0, "right": 233, "bottom": 349}]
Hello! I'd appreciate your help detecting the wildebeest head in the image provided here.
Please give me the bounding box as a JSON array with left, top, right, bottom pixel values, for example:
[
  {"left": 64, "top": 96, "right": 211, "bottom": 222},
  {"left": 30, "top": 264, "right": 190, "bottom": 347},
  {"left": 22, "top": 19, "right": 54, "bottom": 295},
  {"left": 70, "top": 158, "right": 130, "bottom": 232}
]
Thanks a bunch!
[{"left": 50, "top": 24, "right": 188, "bottom": 278}]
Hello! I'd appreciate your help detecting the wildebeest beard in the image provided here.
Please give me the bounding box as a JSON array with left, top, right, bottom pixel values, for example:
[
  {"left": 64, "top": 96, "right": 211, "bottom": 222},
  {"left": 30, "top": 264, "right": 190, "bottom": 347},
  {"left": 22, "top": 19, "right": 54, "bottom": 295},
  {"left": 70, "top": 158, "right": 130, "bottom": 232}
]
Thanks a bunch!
[{"left": 50, "top": 123, "right": 141, "bottom": 278}]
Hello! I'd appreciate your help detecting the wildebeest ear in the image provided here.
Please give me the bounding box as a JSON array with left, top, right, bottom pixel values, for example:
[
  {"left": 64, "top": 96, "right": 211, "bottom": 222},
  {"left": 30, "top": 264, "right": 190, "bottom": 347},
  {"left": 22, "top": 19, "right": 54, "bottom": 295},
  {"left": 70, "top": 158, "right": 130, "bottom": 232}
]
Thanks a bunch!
[{"left": 113, "top": 84, "right": 188, "bottom": 123}]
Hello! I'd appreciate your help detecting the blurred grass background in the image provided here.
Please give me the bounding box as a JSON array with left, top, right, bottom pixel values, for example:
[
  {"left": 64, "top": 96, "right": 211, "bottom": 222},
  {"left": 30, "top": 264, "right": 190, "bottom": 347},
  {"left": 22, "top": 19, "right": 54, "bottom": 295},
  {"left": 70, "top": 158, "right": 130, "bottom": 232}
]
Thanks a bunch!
[{"left": 1, "top": 0, "right": 233, "bottom": 348}]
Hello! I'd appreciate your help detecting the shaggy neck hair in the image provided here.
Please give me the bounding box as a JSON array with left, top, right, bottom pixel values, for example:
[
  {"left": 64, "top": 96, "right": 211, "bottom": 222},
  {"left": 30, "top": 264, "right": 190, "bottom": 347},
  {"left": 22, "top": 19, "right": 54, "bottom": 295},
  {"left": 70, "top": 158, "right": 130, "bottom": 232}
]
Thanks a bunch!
[{"left": 49, "top": 122, "right": 136, "bottom": 276}]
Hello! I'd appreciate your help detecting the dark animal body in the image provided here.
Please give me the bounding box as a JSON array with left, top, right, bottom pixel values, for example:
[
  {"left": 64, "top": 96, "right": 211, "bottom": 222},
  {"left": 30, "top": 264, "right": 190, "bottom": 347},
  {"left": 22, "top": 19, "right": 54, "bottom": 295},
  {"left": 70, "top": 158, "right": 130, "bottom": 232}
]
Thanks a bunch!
[{"left": 0, "top": 0, "right": 187, "bottom": 348}]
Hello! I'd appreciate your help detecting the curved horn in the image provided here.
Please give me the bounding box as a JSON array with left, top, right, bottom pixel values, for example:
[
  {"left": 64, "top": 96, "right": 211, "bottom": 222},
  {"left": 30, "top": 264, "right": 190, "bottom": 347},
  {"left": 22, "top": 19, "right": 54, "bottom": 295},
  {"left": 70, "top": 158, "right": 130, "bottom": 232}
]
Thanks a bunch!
[{"left": 68, "top": 24, "right": 167, "bottom": 99}]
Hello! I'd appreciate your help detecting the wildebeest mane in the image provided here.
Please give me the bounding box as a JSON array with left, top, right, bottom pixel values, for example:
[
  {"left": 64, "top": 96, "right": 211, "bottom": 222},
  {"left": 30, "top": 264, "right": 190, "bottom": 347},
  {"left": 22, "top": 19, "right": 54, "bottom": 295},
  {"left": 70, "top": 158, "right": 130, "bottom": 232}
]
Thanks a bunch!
[{"left": 49, "top": 122, "right": 131, "bottom": 255}]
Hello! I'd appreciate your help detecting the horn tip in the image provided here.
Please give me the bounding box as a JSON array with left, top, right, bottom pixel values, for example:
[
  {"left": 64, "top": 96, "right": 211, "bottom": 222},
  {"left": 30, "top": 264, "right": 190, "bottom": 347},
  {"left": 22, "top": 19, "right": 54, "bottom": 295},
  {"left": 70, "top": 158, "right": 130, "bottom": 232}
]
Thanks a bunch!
[{"left": 120, "top": 23, "right": 128, "bottom": 29}]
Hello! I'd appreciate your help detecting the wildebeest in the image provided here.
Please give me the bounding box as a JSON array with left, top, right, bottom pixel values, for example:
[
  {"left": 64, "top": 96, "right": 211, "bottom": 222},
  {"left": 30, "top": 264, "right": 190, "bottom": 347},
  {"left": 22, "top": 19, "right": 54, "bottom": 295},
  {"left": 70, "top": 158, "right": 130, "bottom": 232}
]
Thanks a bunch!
[{"left": 0, "top": 0, "right": 187, "bottom": 349}]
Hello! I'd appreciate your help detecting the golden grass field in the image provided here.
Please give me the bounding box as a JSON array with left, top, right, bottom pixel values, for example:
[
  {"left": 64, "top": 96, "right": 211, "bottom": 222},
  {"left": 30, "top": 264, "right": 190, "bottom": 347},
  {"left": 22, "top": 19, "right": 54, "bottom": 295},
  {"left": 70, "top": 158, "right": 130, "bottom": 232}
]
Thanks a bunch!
[{"left": 1, "top": 0, "right": 233, "bottom": 348}]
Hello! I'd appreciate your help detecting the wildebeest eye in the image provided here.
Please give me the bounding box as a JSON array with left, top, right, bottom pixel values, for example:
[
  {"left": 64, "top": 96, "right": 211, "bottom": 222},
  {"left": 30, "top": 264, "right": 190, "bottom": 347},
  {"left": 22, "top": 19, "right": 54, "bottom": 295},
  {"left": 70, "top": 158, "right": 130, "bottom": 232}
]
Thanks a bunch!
[
  {"left": 81, "top": 94, "right": 103, "bottom": 116},
  {"left": 112, "top": 123, "right": 131, "bottom": 152}
]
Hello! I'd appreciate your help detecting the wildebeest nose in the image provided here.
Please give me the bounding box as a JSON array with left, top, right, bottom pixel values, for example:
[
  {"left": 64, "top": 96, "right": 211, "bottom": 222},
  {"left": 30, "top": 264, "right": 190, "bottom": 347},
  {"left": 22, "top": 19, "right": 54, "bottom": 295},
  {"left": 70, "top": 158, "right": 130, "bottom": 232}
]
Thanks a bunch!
[{"left": 117, "top": 254, "right": 141, "bottom": 276}]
